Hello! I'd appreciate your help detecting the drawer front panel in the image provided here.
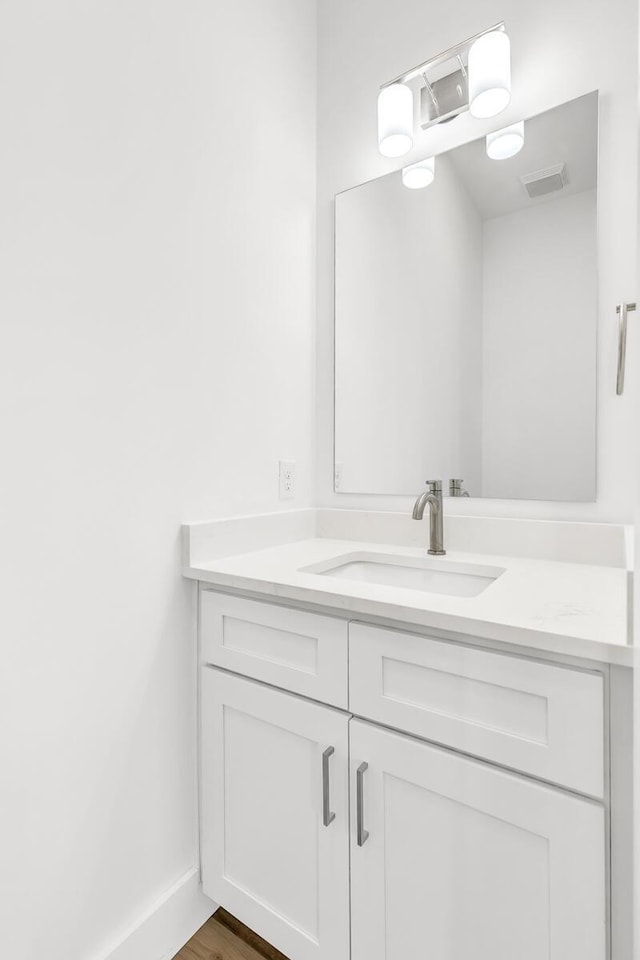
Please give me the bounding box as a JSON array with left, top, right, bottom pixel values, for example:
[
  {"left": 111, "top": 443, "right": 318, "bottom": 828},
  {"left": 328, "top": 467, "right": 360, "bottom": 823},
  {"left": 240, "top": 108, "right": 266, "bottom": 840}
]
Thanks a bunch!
[
  {"left": 349, "top": 623, "right": 604, "bottom": 797},
  {"left": 200, "top": 591, "right": 348, "bottom": 707}
]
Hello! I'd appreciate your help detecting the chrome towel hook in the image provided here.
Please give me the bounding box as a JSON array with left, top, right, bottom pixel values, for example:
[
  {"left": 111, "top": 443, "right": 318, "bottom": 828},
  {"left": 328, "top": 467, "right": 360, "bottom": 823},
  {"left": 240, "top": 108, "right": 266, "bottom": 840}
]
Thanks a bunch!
[{"left": 616, "top": 302, "right": 636, "bottom": 395}]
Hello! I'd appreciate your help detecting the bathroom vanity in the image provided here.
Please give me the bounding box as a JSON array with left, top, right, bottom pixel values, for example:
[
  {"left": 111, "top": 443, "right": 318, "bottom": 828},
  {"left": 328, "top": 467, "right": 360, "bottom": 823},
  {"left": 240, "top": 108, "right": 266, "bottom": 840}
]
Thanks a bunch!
[
  {"left": 181, "top": 81, "right": 637, "bottom": 960},
  {"left": 183, "top": 508, "right": 635, "bottom": 960}
]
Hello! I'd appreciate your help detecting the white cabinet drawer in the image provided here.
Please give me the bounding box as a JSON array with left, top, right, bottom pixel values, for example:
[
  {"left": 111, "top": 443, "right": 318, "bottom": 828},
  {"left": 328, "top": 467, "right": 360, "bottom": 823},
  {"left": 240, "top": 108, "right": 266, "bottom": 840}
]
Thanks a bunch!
[
  {"left": 200, "top": 591, "right": 348, "bottom": 708},
  {"left": 349, "top": 622, "right": 604, "bottom": 797}
]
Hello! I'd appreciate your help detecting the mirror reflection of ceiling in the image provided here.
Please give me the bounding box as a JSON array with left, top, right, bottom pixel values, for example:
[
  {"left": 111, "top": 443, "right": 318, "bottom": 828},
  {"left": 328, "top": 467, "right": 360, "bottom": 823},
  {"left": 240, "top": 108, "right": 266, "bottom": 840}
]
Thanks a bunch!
[
  {"left": 448, "top": 94, "right": 597, "bottom": 220},
  {"left": 334, "top": 92, "right": 598, "bottom": 503}
]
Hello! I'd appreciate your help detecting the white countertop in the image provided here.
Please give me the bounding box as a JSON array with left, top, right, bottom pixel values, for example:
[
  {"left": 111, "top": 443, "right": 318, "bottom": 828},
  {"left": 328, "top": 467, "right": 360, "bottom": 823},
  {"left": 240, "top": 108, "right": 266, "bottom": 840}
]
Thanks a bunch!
[{"left": 183, "top": 510, "right": 634, "bottom": 666}]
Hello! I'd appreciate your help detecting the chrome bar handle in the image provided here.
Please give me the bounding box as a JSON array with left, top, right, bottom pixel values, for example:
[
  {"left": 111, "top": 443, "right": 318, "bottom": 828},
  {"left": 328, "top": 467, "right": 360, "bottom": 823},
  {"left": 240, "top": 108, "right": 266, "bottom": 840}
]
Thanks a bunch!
[
  {"left": 617, "top": 302, "right": 636, "bottom": 396},
  {"left": 356, "top": 761, "right": 369, "bottom": 847},
  {"left": 322, "top": 747, "right": 335, "bottom": 827}
]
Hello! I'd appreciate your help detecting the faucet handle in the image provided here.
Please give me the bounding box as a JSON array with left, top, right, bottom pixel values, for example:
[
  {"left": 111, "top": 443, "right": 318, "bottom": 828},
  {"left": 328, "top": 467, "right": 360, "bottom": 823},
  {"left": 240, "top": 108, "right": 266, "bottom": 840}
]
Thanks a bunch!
[
  {"left": 425, "top": 479, "right": 442, "bottom": 493},
  {"left": 449, "top": 478, "right": 470, "bottom": 497}
]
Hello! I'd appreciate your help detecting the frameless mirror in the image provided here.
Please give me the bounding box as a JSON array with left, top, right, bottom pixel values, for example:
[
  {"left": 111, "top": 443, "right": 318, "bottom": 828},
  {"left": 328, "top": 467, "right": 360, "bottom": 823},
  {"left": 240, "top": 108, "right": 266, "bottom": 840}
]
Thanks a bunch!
[{"left": 334, "top": 93, "right": 598, "bottom": 501}]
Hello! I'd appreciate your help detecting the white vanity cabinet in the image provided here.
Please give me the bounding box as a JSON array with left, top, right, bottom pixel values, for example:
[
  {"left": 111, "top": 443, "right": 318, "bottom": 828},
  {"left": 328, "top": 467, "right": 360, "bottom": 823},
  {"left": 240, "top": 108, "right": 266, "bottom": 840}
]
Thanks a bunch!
[{"left": 199, "top": 589, "right": 609, "bottom": 960}]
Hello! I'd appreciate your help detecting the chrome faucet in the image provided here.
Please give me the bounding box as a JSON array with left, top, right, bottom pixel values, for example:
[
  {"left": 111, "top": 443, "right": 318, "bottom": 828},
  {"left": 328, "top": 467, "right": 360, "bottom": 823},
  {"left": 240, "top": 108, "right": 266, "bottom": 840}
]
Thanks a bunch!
[{"left": 412, "top": 480, "right": 446, "bottom": 555}]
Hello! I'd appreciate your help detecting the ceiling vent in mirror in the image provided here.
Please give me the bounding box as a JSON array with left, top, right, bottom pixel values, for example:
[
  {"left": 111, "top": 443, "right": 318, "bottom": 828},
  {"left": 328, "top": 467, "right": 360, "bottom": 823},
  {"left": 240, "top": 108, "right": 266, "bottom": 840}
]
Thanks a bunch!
[{"left": 520, "top": 162, "right": 568, "bottom": 199}]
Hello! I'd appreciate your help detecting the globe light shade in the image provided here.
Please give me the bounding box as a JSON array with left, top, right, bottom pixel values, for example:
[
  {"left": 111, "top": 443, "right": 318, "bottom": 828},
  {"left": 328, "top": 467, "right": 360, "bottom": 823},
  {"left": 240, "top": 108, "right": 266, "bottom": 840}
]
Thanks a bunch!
[
  {"left": 402, "top": 156, "right": 435, "bottom": 189},
  {"left": 468, "top": 31, "right": 511, "bottom": 119},
  {"left": 378, "top": 83, "right": 414, "bottom": 157},
  {"left": 486, "top": 120, "right": 524, "bottom": 159}
]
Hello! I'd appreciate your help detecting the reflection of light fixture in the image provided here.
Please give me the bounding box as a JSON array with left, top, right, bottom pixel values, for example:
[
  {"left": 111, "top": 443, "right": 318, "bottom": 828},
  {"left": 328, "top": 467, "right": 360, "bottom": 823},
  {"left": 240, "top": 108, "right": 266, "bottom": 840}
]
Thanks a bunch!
[
  {"left": 468, "top": 31, "right": 511, "bottom": 118},
  {"left": 376, "top": 23, "right": 511, "bottom": 155},
  {"left": 486, "top": 120, "right": 524, "bottom": 159},
  {"left": 402, "top": 157, "right": 435, "bottom": 188},
  {"left": 377, "top": 84, "right": 413, "bottom": 157}
]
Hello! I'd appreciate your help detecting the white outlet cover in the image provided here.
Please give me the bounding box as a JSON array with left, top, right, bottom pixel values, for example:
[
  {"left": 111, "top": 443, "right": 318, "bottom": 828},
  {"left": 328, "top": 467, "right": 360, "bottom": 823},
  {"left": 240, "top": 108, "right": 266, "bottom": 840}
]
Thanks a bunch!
[{"left": 279, "top": 460, "right": 296, "bottom": 500}]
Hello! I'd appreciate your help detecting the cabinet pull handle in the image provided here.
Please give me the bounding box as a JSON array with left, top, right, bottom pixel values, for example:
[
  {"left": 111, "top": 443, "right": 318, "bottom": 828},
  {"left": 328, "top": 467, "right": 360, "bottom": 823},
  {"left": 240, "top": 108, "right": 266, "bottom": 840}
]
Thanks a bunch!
[
  {"left": 356, "top": 761, "right": 369, "bottom": 846},
  {"left": 617, "top": 302, "right": 636, "bottom": 395},
  {"left": 322, "top": 746, "right": 336, "bottom": 827}
]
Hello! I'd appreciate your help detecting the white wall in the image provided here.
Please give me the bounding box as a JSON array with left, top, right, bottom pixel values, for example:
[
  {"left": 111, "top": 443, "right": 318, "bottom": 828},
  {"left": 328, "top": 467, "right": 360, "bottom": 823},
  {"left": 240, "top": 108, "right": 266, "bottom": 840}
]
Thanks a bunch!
[
  {"left": 0, "top": 2, "right": 316, "bottom": 959},
  {"left": 334, "top": 155, "right": 483, "bottom": 494},
  {"left": 482, "top": 189, "right": 597, "bottom": 501},
  {"left": 317, "top": 0, "right": 639, "bottom": 521}
]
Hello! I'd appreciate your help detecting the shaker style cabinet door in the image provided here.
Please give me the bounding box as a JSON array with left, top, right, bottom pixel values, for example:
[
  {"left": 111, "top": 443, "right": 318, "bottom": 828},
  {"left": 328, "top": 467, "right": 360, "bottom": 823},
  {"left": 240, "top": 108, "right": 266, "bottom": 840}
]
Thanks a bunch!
[
  {"left": 350, "top": 719, "right": 606, "bottom": 960},
  {"left": 201, "top": 668, "right": 350, "bottom": 960}
]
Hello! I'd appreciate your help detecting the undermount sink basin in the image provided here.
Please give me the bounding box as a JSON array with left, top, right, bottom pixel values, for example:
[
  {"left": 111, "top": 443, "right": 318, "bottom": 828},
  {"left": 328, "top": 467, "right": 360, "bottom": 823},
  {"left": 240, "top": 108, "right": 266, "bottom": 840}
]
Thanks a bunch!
[{"left": 302, "top": 552, "right": 505, "bottom": 598}]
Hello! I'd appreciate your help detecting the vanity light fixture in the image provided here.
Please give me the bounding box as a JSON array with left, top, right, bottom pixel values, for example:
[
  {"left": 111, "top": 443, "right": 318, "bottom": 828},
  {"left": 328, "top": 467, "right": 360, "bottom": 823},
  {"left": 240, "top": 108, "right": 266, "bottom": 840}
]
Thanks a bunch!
[
  {"left": 468, "top": 31, "right": 511, "bottom": 119},
  {"left": 486, "top": 120, "right": 524, "bottom": 159},
  {"left": 377, "top": 83, "right": 414, "bottom": 157},
  {"left": 377, "top": 23, "right": 510, "bottom": 157},
  {"left": 402, "top": 156, "right": 435, "bottom": 188}
]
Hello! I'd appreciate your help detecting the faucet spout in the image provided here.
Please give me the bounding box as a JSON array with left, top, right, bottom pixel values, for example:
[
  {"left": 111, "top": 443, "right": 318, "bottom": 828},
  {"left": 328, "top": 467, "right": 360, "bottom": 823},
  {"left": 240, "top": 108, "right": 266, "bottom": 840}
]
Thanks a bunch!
[
  {"left": 411, "top": 491, "right": 431, "bottom": 520},
  {"left": 412, "top": 481, "right": 446, "bottom": 555}
]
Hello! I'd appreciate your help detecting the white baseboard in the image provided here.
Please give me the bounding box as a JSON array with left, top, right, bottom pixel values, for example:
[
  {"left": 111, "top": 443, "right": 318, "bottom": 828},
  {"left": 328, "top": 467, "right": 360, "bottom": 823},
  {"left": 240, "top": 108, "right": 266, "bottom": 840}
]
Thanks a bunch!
[{"left": 94, "top": 867, "right": 216, "bottom": 960}]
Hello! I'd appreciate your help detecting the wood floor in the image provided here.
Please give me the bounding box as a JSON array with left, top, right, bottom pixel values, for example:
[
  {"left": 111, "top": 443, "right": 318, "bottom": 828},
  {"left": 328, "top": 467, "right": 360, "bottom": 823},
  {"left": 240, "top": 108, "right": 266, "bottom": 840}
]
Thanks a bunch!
[{"left": 173, "top": 908, "right": 290, "bottom": 960}]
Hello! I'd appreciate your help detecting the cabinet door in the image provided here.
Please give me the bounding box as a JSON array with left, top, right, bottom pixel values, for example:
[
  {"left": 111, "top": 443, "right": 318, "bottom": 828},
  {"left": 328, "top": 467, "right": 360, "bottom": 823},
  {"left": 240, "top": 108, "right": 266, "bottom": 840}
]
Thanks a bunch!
[
  {"left": 201, "top": 668, "right": 350, "bottom": 960},
  {"left": 350, "top": 719, "right": 606, "bottom": 960}
]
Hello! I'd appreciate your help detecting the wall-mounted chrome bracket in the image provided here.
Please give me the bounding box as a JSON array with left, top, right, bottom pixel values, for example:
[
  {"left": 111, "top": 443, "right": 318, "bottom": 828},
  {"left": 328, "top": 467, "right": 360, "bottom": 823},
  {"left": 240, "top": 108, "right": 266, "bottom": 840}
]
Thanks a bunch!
[{"left": 616, "top": 302, "right": 636, "bottom": 396}]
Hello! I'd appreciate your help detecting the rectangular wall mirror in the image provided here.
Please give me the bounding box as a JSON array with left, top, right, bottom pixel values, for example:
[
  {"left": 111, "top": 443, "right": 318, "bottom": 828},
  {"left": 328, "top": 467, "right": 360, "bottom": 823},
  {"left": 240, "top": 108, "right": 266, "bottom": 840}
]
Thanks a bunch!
[{"left": 334, "top": 92, "right": 598, "bottom": 501}]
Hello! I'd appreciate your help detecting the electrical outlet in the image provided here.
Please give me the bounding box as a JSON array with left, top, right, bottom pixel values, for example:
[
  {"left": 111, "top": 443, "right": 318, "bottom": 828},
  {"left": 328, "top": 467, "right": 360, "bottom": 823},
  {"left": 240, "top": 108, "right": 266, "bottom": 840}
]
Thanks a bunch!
[
  {"left": 334, "top": 461, "right": 343, "bottom": 492},
  {"left": 279, "top": 460, "right": 296, "bottom": 500}
]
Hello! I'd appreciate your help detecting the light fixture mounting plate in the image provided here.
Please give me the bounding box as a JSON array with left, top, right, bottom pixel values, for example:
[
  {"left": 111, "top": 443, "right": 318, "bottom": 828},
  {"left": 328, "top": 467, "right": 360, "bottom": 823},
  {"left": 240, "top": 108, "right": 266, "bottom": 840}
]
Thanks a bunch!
[{"left": 420, "top": 70, "right": 469, "bottom": 128}]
